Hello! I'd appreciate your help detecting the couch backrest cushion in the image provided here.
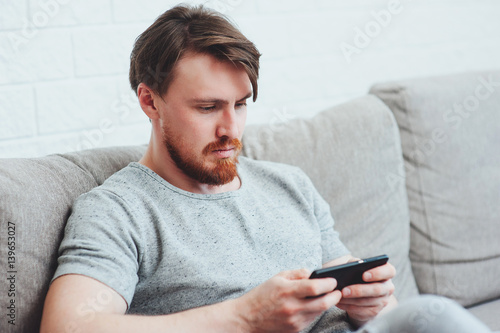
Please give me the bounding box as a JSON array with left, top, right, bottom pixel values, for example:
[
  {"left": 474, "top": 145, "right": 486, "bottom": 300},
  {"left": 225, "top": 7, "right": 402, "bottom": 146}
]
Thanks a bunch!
[
  {"left": 0, "top": 146, "right": 145, "bottom": 333},
  {"left": 370, "top": 70, "right": 500, "bottom": 307},
  {"left": 242, "top": 95, "right": 419, "bottom": 301}
]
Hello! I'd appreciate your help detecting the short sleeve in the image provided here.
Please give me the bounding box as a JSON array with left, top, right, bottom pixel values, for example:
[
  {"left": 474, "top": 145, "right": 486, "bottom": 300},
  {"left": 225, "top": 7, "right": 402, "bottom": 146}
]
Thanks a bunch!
[{"left": 52, "top": 189, "right": 141, "bottom": 308}]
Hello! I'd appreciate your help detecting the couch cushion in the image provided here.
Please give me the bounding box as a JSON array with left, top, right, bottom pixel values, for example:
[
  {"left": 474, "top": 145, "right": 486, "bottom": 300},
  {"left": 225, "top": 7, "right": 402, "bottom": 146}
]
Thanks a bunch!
[
  {"left": 468, "top": 298, "right": 500, "bottom": 332},
  {"left": 241, "top": 95, "right": 419, "bottom": 301},
  {"left": 370, "top": 70, "right": 500, "bottom": 307},
  {"left": 0, "top": 145, "right": 145, "bottom": 333}
]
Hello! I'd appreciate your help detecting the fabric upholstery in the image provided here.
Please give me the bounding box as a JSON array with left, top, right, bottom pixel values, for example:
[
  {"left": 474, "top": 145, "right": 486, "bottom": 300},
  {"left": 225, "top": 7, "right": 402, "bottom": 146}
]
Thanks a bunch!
[
  {"left": 241, "top": 95, "right": 419, "bottom": 301},
  {"left": 0, "top": 146, "right": 145, "bottom": 333},
  {"left": 370, "top": 70, "right": 500, "bottom": 307},
  {"left": 468, "top": 298, "right": 500, "bottom": 331}
]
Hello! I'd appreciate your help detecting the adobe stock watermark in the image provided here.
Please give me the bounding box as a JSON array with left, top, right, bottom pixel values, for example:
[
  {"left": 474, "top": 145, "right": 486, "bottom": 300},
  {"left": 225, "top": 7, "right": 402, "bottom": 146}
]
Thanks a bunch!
[
  {"left": 7, "top": 0, "right": 72, "bottom": 51},
  {"left": 255, "top": 106, "right": 297, "bottom": 141},
  {"left": 207, "top": 0, "right": 244, "bottom": 14},
  {"left": 407, "top": 296, "right": 448, "bottom": 332},
  {"left": 66, "top": 91, "right": 139, "bottom": 153},
  {"left": 63, "top": 277, "right": 121, "bottom": 333},
  {"left": 340, "top": 0, "right": 411, "bottom": 64},
  {"left": 385, "top": 74, "right": 500, "bottom": 190}
]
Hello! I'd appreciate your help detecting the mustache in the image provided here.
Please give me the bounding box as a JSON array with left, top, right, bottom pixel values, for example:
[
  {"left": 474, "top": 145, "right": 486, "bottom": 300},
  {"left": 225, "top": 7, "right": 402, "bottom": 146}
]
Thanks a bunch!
[{"left": 203, "top": 138, "right": 242, "bottom": 155}]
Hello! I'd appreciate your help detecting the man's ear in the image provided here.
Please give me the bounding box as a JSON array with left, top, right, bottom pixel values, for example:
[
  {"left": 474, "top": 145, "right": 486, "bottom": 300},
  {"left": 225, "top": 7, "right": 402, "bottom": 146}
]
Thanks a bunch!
[{"left": 137, "top": 83, "right": 161, "bottom": 120}]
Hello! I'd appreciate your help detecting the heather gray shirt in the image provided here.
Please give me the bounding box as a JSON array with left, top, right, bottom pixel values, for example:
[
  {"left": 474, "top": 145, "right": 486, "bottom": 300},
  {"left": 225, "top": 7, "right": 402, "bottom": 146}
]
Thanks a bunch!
[{"left": 54, "top": 157, "right": 351, "bottom": 332}]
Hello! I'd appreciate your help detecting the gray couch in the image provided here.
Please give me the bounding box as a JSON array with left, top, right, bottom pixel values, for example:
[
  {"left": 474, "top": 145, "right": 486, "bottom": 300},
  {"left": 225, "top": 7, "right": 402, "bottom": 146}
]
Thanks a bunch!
[{"left": 1, "top": 70, "right": 499, "bottom": 332}]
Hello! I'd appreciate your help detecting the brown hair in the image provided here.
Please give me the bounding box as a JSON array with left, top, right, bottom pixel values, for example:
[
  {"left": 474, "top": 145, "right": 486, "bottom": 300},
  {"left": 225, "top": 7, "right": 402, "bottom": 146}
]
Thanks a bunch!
[{"left": 129, "top": 5, "right": 261, "bottom": 101}]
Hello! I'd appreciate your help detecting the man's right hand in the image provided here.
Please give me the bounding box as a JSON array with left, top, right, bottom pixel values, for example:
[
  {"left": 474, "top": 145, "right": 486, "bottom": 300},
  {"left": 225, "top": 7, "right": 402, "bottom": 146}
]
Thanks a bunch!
[{"left": 234, "top": 268, "right": 342, "bottom": 333}]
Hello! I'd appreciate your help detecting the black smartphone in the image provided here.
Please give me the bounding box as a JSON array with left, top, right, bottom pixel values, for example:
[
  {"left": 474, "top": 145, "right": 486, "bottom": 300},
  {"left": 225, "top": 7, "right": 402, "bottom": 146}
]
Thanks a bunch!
[{"left": 309, "top": 254, "right": 389, "bottom": 291}]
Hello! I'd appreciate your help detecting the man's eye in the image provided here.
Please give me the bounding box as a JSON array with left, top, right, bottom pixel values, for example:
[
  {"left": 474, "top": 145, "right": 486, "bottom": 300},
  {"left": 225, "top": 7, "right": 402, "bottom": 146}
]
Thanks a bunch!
[
  {"left": 236, "top": 102, "right": 247, "bottom": 108},
  {"left": 200, "top": 106, "right": 216, "bottom": 112}
]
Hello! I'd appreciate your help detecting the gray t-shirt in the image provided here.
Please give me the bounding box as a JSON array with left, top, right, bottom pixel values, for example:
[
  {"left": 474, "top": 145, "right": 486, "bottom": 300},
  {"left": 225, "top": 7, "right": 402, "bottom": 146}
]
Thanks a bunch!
[{"left": 53, "top": 157, "right": 351, "bottom": 332}]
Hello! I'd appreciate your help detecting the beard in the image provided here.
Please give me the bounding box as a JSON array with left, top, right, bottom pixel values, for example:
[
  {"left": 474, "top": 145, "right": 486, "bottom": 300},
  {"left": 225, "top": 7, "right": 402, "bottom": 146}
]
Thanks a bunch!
[{"left": 162, "top": 126, "right": 242, "bottom": 186}]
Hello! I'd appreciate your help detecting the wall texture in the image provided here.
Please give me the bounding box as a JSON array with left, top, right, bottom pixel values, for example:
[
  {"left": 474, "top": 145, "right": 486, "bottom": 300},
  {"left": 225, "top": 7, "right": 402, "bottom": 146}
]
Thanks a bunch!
[{"left": 1, "top": 0, "right": 500, "bottom": 157}]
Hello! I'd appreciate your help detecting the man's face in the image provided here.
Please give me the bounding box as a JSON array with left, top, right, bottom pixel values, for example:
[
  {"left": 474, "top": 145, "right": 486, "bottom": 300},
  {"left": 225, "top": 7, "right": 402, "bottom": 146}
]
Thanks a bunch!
[{"left": 157, "top": 52, "right": 252, "bottom": 186}]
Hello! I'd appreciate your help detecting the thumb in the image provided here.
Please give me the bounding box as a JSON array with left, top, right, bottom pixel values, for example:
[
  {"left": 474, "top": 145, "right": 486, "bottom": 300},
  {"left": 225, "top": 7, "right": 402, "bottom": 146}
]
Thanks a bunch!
[{"left": 280, "top": 268, "right": 311, "bottom": 280}]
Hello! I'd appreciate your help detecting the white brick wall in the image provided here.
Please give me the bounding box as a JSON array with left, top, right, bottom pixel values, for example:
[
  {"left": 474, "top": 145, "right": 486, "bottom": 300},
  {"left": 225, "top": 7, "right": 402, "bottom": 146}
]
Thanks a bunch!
[{"left": 1, "top": 0, "right": 500, "bottom": 158}]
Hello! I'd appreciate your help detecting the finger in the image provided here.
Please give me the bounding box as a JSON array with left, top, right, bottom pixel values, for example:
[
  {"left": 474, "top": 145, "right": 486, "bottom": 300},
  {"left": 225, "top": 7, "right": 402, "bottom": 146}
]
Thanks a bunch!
[
  {"left": 348, "top": 257, "right": 362, "bottom": 262},
  {"left": 342, "top": 280, "right": 394, "bottom": 298},
  {"left": 336, "top": 303, "right": 382, "bottom": 322},
  {"left": 362, "top": 263, "right": 396, "bottom": 282},
  {"left": 293, "top": 278, "right": 337, "bottom": 299},
  {"left": 279, "top": 268, "right": 312, "bottom": 280},
  {"left": 303, "top": 290, "right": 342, "bottom": 313},
  {"left": 338, "top": 295, "right": 388, "bottom": 307}
]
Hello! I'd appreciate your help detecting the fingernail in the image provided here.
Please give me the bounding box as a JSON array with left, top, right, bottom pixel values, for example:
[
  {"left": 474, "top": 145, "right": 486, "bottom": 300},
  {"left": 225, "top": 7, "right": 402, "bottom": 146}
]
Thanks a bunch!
[
  {"left": 365, "top": 272, "right": 372, "bottom": 280},
  {"left": 343, "top": 288, "right": 351, "bottom": 296}
]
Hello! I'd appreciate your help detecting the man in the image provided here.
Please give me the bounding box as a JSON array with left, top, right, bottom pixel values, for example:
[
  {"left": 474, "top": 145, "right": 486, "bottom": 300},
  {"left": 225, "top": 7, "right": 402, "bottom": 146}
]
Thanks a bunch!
[{"left": 41, "top": 5, "right": 491, "bottom": 333}]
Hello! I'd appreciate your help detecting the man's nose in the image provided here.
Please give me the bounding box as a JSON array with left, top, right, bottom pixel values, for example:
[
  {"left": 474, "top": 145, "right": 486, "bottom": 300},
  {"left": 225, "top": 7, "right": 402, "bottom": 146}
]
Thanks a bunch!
[{"left": 216, "top": 107, "right": 239, "bottom": 139}]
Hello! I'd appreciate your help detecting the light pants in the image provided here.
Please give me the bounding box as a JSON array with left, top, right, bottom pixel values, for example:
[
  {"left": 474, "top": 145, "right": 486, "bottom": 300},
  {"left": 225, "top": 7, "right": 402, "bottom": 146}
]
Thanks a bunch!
[{"left": 356, "top": 295, "right": 492, "bottom": 333}]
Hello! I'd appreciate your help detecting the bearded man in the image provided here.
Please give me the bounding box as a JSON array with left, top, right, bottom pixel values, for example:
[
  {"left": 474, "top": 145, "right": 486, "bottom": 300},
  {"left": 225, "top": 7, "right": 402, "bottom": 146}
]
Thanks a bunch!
[{"left": 40, "top": 5, "right": 492, "bottom": 333}]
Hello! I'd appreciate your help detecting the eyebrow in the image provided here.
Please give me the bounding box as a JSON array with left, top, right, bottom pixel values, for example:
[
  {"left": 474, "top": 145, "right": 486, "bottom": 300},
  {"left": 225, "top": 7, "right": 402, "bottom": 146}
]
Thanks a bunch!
[{"left": 190, "top": 92, "right": 253, "bottom": 104}]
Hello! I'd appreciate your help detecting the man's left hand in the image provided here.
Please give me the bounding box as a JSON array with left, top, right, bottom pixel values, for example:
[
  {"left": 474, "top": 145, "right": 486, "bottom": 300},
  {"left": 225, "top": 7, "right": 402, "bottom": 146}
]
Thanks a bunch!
[{"left": 336, "top": 262, "right": 397, "bottom": 327}]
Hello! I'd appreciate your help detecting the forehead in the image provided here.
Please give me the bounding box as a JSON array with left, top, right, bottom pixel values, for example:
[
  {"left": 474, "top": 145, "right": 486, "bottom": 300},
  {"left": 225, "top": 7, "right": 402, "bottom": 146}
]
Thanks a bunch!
[{"left": 165, "top": 52, "right": 252, "bottom": 100}]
